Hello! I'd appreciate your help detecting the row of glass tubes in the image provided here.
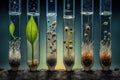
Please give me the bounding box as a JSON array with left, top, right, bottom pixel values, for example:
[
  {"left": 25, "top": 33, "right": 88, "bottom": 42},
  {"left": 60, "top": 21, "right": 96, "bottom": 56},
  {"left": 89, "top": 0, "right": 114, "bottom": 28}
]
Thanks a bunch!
[{"left": 8, "top": 0, "right": 112, "bottom": 71}]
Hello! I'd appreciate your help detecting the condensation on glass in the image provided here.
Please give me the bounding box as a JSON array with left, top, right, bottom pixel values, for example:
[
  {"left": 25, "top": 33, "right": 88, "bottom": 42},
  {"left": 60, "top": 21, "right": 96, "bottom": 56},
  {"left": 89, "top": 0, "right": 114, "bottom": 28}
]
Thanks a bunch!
[
  {"left": 81, "top": 0, "right": 94, "bottom": 71},
  {"left": 9, "top": 0, "right": 21, "bottom": 71},
  {"left": 26, "top": 0, "right": 40, "bottom": 71},
  {"left": 99, "top": 0, "right": 112, "bottom": 71},
  {"left": 63, "top": 0, "right": 75, "bottom": 71},
  {"left": 46, "top": 0, "right": 57, "bottom": 71}
]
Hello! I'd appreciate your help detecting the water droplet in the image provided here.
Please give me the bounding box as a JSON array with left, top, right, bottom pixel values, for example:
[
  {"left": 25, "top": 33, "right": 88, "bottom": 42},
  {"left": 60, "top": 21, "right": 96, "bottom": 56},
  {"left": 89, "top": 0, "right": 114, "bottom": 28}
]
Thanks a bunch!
[{"left": 14, "top": 1, "right": 16, "bottom": 4}]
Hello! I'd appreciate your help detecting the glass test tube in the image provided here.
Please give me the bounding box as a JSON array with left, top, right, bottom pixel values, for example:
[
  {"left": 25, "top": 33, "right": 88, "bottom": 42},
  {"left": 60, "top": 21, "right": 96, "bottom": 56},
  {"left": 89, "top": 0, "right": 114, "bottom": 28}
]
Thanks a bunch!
[
  {"left": 81, "top": 0, "right": 94, "bottom": 71},
  {"left": 46, "top": 0, "right": 57, "bottom": 71},
  {"left": 63, "top": 0, "right": 75, "bottom": 71},
  {"left": 99, "top": 0, "right": 112, "bottom": 71},
  {"left": 9, "top": 0, "right": 21, "bottom": 71},
  {"left": 26, "top": 0, "right": 40, "bottom": 71}
]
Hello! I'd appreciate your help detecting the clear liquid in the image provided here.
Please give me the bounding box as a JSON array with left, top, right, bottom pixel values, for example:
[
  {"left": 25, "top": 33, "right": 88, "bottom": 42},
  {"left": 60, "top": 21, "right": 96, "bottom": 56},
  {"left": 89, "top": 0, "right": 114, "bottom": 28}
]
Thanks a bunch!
[
  {"left": 46, "top": 13, "right": 57, "bottom": 70},
  {"left": 81, "top": 12, "right": 93, "bottom": 44},
  {"left": 63, "top": 15, "right": 75, "bottom": 70},
  {"left": 100, "top": 12, "right": 111, "bottom": 46},
  {"left": 27, "top": 0, "right": 39, "bottom": 13},
  {"left": 9, "top": 12, "right": 21, "bottom": 40},
  {"left": 27, "top": 13, "right": 40, "bottom": 70},
  {"left": 9, "top": 0, "right": 20, "bottom": 12}
]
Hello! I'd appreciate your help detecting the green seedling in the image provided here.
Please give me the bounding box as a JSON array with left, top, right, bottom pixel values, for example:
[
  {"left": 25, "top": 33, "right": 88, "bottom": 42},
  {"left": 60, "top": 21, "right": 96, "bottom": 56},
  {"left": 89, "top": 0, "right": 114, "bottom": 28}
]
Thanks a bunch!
[
  {"left": 26, "top": 16, "right": 38, "bottom": 64},
  {"left": 9, "top": 22, "right": 17, "bottom": 54},
  {"left": 9, "top": 22, "right": 16, "bottom": 41}
]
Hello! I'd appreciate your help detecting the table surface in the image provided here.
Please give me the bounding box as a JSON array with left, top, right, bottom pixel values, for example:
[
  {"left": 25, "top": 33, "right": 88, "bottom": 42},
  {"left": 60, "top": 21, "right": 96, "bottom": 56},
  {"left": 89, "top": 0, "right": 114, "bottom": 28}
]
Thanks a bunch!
[{"left": 0, "top": 68, "right": 120, "bottom": 80}]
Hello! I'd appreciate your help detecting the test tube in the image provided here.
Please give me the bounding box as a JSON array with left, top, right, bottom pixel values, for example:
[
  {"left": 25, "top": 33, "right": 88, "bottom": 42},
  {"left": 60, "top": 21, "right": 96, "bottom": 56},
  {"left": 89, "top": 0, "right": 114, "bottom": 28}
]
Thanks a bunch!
[
  {"left": 8, "top": 0, "right": 21, "bottom": 71},
  {"left": 99, "top": 0, "right": 112, "bottom": 71},
  {"left": 63, "top": 0, "right": 75, "bottom": 71},
  {"left": 46, "top": 0, "right": 57, "bottom": 71},
  {"left": 81, "top": 0, "right": 94, "bottom": 71},
  {"left": 26, "top": 0, "right": 40, "bottom": 71}
]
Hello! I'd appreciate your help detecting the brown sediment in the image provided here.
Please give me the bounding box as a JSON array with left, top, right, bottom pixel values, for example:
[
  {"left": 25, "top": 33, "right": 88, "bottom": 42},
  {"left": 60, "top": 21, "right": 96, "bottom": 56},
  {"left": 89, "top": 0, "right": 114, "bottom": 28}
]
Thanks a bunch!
[
  {"left": 82, "top": 43, "right": 93, "bottom": 67},
  {"left": 100, "top": 47, "right": 111, "bottom": 67},
  {"left": 64, "top": 57, "right": 74, "bottom": 67},
  {"left": 64, "top": 52, "right": 74, "bottom": 71},
  {"left": 47, "top": 53, "right": 56, "bottom": 67},
  {"left": 9, "top": 59, "right": 20, "bottom": 68},
  {"left": 27, "top": 59, "right": 39, "bottom": 70},
  {"left": 82, "top": 49, "right": 93, "bottom": 67}
]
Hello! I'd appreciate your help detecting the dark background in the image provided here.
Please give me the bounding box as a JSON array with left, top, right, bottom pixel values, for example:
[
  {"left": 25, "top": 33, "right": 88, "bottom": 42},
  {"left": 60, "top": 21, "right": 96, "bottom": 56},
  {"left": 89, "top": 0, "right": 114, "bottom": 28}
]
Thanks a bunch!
[{"left": 0, "top": 0, "right": 120, "bottom": 69}]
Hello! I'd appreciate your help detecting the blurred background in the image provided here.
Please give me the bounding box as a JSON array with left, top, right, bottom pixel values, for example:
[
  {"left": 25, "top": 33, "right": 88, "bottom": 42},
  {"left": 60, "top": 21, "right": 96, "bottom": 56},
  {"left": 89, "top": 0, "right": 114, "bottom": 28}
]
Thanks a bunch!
[{"left": 0, "top": 0, "right": 120, "bottom": 70}]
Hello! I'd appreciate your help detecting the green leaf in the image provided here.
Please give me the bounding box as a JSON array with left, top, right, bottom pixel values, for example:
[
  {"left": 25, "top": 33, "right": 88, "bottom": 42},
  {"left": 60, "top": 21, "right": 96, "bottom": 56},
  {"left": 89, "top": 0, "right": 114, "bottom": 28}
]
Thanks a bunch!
[
  {"left": 9, "top": 22, "right": 16, "bottom": 40},
  {"left": 26, "top": 16, "right": 38, "bottom": 45}
]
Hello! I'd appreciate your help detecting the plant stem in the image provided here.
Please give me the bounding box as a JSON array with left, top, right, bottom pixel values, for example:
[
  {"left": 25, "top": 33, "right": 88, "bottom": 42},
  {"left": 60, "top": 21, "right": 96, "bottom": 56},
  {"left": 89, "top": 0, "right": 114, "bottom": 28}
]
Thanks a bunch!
[{"left": 32, "top": 44, "right": 34, "bottom": 64}]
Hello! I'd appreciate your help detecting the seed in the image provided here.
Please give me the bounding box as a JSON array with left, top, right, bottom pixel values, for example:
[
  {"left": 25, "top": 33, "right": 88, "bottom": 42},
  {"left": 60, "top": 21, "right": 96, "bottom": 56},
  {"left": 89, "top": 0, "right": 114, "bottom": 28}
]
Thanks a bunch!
[
  {"left": 65, "top": 26, "right": 69, "bottom": 32},
  {"left": 53, "top": 39, "right": 57, "bottom": 43},
  {"left": 69, "top": 45, "right": 73, "bottom": 49},
  {"left": 53, "top": 48, "right": 57, "bottom": 52},
  {"left": 48, "top": 19, "right": 50, "bottom": 23},
  {"left": 49, "top": 44, "right": 53, "bottom": 49},
  {"left": 51, "top": 21, "right": 57, "bottom": 27},
  {"left": 85, "top": 25, "right": 90, "bottom": 31},
  {"left": 108, "top": 32, "right": 111, "bottom": 37},
  {"left": 48, "top": 37, "right": 51, "bottom": 40},
  {"left": 47, "top": 30, "right": 51, "bottom": 34},
  {"left": 103, "top": 21, "right": 108, "bottom": 26},
  {"left": 104, "top": 30, "right": 108, "bottom": 34},
  {"left": 52, "top": 33, "right": 56, "bottom": 37},
  {"left": 84, "top": 33, "right": 88, "bottom": 37},
  {"left": 69, "top": 40, "right": 73, "bottom": 44},
  {"left": 63, "top": 40, "right": 66, "bottom": 44}
]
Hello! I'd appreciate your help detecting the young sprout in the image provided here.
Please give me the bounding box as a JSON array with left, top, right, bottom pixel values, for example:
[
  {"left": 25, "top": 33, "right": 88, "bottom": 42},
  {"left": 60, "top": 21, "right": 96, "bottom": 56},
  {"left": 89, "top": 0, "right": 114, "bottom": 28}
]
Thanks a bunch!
[
  {"left": 26, "top": 16, "right": 38, "bottom": 64},
  {"left": 9, "top": 22, "right": 16, "bottom": 41}
]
